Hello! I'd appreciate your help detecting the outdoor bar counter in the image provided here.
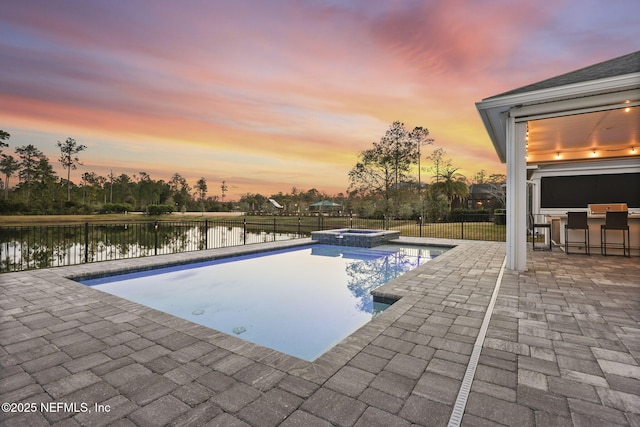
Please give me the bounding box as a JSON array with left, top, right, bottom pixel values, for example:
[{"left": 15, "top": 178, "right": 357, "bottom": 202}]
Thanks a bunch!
[{"left": 549, "top": 204, "right": 640, "bottom": 256}]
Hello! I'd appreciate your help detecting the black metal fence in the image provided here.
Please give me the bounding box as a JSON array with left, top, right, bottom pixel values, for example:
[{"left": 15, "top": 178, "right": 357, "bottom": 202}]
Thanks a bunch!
[{"left": 0, "top": 214, "right": 504, "bottom": 272}]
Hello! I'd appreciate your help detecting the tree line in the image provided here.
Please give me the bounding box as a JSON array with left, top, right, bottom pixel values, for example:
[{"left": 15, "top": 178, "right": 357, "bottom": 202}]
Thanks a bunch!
[
  {"left": 1, "top": 123, "right": 505, "bottom": 218},
  {"left": 0, "top": 131, "right": 231, "bottom": 215},
  {"left": 240, "top": 122, "right": 505, "bottom": 219},
  {"left": 346, "top": 121, "right": 505, "bottom": 219}
]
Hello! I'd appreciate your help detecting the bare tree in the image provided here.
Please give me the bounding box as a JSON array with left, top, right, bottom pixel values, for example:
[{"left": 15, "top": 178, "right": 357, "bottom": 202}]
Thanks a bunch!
[
  {"left": 473, "top": 169, "right": 486, "bottom": 184},
  {"left": 486, "top": 173, "right": 506, "bottom": 208},
  {"left": 426, "top": 147, "right": 452, "bottom": 184}
]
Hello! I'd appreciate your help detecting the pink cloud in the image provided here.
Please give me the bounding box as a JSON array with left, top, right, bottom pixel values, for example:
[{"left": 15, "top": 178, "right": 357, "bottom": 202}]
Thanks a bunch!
[{"left": 1, "top": 0, "right": 638, "bottom": 199}]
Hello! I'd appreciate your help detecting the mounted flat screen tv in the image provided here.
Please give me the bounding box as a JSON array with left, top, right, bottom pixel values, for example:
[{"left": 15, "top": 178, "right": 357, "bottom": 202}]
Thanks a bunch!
[{"left": 541, "top": 173, "right": 640, "bottom": 208}]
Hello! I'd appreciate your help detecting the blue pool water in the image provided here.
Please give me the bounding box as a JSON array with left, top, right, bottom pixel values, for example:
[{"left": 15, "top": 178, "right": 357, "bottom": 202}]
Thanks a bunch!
[{"left": 80, "top": 243, "right": 447, "bottom": 360}]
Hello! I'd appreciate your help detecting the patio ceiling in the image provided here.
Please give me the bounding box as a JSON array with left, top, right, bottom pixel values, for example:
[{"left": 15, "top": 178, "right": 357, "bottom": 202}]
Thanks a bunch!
[{"left": 526, "top": 105, "right": 640, "bottom": 163}]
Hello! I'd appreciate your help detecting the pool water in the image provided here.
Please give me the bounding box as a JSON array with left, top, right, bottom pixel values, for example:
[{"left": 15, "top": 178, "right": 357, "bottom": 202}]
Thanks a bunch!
[{"left": 80, "top": 243, "right": 447, "bottom": 361}]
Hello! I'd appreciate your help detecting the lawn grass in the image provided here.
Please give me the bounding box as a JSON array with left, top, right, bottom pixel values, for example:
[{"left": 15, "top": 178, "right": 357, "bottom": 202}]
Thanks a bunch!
[
  {"left": 391, "top": 222, "right": 506, "bottom": 241},
  {"left": 0, "top": 213, "right": 173, "bottom": 226}
]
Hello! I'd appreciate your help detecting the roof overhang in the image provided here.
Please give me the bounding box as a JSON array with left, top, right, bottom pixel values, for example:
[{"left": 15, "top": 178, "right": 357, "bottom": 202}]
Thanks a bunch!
[{"left": 476, "top": 72, "right": 640, "bottom": 163}]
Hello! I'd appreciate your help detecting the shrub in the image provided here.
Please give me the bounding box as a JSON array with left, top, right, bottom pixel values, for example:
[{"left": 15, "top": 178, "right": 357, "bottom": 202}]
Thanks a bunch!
[
  {"left": 62, "top": 200, "right": 93, "bottom": 214},
  {"left": 146, "top": 204, "right": 175, "bottom": 215},
  {"left": 447, "top": 208, "right": 492, "bottom": 222},
  {"left": 0, "top": 200, "right": 29, "bottom": 214},
  {"left": 99, "top": 203, "right": 134, "bottom": 214}
]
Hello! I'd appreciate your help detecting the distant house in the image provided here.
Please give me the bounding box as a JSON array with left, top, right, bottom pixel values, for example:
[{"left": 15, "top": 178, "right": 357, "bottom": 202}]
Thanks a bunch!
[{"left": 466, "top": 184, "right": 504, "bottom": 211}]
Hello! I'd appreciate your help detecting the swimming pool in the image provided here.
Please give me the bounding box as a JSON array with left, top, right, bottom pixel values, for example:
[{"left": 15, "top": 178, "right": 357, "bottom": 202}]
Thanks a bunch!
[{"left": 80, "top": 243, "right": 448, "bottom": 360}]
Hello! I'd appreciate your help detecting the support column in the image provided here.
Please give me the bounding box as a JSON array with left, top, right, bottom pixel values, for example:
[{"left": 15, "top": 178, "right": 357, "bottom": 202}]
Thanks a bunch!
[{"left": 505, "top": 116, "right": 528, "bottom": 271}]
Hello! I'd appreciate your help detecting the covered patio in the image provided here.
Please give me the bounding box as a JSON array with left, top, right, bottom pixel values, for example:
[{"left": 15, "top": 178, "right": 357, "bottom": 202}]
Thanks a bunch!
[{"left": 476, "top": 50, "right": 640, "bottom": 270}]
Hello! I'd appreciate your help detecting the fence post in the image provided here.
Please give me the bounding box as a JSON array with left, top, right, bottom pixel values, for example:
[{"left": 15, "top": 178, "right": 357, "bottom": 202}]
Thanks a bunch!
[
  {"left": 297, "top": 217, "right": 301, "bottom": 237},
  {"left": 461, "top": 213, "right": 465, "bottom": 240},
  {"left": 273, "top": 218, "right": 277, "bottom": 242},
  {"left": 204, "top": 219, "right": 208, "bottom": 249},
  {"left": 154, "top": 221, "right": 159, "bottom": 255},
  {"left": 84, "top": 223, "right": 89, "bottom": 263},
  {"left": 243, "top": 218, "right": 247, "bottom": 245},
  {"left": 349, "top": 214, "right": 353, "bottom": 229}
]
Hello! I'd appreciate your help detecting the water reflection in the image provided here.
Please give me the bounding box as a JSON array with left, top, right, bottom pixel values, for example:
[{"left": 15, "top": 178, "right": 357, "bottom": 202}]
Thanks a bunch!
[
  {"left": 311, "top": 245, "right": 442, "bottom": 313},
  {"left": 0, "top": 225, "right": 298, "bottom": 271}
]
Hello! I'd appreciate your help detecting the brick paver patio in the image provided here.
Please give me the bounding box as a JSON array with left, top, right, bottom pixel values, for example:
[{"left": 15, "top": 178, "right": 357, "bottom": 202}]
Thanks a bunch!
[{"left": 1, "top": 238, "right": 638, "bottom": 426}]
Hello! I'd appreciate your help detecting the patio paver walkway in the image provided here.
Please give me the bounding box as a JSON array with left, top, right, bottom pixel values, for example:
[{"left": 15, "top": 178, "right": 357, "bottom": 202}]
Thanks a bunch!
[{"left": 1, "top": 238, "right": 638, "bottom": 426}]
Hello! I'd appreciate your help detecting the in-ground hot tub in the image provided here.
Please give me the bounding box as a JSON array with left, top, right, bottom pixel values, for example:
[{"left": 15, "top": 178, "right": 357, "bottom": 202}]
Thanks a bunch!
[{"left": 311, "top": 228, "right": 400, "bottom": 247}]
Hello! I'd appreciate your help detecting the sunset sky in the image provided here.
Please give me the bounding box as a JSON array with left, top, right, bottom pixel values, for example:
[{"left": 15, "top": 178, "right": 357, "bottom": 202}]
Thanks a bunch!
[{"left": 1, "top": 1, "right": 638, "bottom": 201}]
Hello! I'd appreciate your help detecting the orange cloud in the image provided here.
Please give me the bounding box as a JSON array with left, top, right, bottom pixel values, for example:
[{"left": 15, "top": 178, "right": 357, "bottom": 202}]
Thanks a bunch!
[{"left": 1, "top": 0, "right": 637, "bottom": 201}]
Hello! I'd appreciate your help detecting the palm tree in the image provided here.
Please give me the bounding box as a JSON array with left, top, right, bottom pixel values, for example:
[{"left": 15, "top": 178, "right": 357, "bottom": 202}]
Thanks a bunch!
[{"left": 430, "top": 167, "right": 469, "bottom": 211}]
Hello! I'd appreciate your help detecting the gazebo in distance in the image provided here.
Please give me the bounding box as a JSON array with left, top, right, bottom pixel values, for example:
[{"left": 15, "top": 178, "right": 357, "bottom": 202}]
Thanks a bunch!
[
  {"left": 476, "top": 51, "right": 640, "bottom": 270},
  {"left": 309, "top": 200, "right": 342, "bottom": 215}
]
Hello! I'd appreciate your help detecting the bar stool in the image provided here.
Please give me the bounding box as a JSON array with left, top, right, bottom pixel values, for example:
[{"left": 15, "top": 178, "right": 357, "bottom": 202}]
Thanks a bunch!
[
  {"left": 564, "top": 212, "right": 589, "bottom": 255},
  {"left": 530, "top": 213, "right": 552, "bottom": 251},
  {"left": 600, "top": 211, "right": 630, "bottom": 257}
]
